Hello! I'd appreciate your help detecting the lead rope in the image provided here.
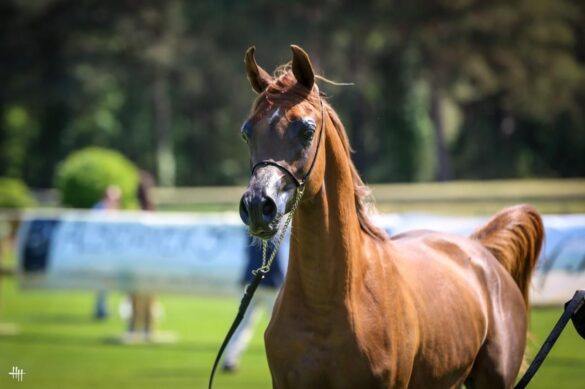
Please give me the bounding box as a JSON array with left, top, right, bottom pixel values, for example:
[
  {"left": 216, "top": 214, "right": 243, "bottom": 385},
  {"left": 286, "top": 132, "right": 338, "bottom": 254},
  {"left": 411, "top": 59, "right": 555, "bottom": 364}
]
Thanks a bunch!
[
  {"left": 208, "top": 186, "right": 305, "bottom": 389},
  {"left": 514, "top": 289, "right": 585, "bottom": 389}
]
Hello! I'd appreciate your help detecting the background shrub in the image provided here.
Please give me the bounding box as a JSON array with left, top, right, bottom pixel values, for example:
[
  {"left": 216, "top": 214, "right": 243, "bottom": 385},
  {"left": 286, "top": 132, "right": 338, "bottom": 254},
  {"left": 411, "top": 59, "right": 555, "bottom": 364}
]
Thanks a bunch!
[
  {"left": 0, "top": 177, "right": 37, "bottom": 208},
  {"left": 55, "top": 147, "right": 139, "bottom": 209}
]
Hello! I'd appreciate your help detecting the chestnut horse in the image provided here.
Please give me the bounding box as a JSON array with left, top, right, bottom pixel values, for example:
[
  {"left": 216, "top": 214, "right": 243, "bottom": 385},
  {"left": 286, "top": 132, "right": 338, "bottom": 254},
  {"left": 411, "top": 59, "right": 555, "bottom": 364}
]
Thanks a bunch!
[{"left": 238, "top": 45, "right": 544, "bottom": 389}]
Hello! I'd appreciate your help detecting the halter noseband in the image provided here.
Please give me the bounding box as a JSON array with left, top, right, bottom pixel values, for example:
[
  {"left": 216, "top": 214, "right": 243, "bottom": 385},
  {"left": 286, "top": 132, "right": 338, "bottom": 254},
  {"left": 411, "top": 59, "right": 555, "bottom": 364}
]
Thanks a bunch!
[{"left": 250, "top": 98, "right": 325, "bottom": 188}]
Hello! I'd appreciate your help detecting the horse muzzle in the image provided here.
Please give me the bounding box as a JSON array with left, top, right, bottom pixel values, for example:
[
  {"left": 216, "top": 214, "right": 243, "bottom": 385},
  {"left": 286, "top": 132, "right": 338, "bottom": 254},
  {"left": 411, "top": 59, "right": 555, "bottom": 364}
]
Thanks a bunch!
[{"left": 239, "top": 166, "right": 296, "bottom": 239}]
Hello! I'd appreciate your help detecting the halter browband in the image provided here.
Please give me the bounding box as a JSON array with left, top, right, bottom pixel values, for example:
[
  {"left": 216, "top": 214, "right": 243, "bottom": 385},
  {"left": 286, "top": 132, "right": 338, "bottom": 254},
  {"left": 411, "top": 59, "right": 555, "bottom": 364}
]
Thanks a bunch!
[{"left": 251, "top": 98, "right": 325, "bottom": 188}]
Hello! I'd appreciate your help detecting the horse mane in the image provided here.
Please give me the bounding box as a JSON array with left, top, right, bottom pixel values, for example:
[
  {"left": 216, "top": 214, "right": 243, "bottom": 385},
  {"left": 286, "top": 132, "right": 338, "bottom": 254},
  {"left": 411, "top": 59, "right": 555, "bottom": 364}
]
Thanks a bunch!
[
  {"left": 257, "top": 66, "right": 388, "bottom": 242},
  {"left": 324, "top": 104, "right": 388, "bottom": 241}
]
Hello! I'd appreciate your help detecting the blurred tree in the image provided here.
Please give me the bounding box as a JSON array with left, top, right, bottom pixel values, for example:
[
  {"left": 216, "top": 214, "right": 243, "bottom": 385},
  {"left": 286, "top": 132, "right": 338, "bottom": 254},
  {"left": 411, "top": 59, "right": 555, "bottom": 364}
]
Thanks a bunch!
[
  {"left": 56, "top": 147, "right": 139, "bottom": 209},
  {"left": 0, "top": 0, "right": 583, "bottom": 188},
  {"left": 448, "top": 0, "right": 585, "bottom": 179},
  {"left": 0, "top": 177, "right": 36, "bottom": 209},
  {"left": 368, "top": 0, "right": 584, "bottom": 180}
]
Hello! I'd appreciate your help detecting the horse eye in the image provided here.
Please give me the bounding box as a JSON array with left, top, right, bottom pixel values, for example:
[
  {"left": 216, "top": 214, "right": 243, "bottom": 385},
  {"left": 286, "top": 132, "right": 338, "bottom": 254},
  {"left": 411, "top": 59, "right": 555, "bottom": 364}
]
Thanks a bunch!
[
  {"left": 301, "top": 128, "right": 315, "bottom": 144},
  {"left": 300, "top": 119, "right": 316, "bottom": 145}
]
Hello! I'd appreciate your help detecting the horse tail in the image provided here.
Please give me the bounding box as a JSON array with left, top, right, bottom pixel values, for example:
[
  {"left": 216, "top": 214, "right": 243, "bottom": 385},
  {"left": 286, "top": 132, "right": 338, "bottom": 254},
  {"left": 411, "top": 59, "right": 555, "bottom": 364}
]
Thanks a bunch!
[{"left": 471, "top": 205, "right": 544, "bottom": 306}]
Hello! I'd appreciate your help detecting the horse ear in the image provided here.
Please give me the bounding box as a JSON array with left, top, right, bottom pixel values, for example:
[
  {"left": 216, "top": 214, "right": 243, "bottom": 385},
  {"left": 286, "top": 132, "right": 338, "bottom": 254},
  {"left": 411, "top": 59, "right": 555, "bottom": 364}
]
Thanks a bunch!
[
  {"left": 244, "top": 46, "right": 272, "bottom": 94},
  {"left": 290, "top": 45, "right": 315, "bottom": 90}
]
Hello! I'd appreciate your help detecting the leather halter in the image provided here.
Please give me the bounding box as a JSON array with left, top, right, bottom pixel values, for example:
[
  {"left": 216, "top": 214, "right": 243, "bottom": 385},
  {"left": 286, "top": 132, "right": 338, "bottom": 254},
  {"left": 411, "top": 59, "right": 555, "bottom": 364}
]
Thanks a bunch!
[{"left": 250, "top": 97, "right": 325, "bottom": 188}]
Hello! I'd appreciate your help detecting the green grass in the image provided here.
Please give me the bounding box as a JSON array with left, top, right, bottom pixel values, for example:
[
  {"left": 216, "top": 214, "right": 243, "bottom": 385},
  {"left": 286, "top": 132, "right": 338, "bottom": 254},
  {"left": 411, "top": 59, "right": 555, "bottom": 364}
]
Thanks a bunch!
[
  {"left": 0, "top": 277, "right": 271, "bottom": 388},
  {"left": 2, "top": 178, "right": 585, "bottom": 387},
  {"left": 0, "top": 276, "right": 584, "bottom": 388}
]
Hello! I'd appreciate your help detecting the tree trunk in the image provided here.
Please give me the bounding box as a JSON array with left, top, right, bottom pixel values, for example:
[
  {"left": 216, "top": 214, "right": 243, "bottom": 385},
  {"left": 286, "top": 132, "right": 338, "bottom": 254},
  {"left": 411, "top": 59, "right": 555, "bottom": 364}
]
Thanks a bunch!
[
  {"left": 152, "top": 69, "right": 175, "bottom": 187},
  {"left": 429, "top": 84, "right": 453, "bottom": 181}
]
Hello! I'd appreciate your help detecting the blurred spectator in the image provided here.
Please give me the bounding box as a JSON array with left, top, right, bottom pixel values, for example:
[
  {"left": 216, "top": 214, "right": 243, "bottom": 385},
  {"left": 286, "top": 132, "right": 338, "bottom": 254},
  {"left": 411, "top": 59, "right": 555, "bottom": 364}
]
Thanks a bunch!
[
  {"left": 126, "top": 171, "right": 158, "bottom": 339},
  {"left": 222, "top": 237, "right": 285, "bottom": 372},
  {"left": 93, "top": 185, "right": 122, "bottom": 211},
  {"left": 92, "top": 185, "right": 121, "bottom": 320},
  {"left": 0, "top": 213, "right": 19, "bottom": 335}
]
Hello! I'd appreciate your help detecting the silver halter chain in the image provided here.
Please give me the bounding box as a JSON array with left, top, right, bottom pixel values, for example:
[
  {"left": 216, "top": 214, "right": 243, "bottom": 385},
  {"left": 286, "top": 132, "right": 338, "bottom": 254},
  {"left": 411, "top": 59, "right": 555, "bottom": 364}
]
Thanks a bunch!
[{"left": 253, "top": 185, "right": 305, "bottom": 275}]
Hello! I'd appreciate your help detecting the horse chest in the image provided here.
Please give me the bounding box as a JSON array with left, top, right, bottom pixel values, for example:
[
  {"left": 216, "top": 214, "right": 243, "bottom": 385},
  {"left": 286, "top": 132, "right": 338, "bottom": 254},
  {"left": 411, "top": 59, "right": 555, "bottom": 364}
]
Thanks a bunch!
[{"left": 265, "top": 314, "right": 392, "bottom": 388}]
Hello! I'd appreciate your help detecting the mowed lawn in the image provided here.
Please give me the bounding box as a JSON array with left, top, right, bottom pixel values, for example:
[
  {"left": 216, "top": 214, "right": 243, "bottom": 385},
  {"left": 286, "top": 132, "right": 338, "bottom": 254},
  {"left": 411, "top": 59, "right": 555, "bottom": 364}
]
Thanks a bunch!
[{"left": 0, "top": 277, "right": 583, "bottom": 389}]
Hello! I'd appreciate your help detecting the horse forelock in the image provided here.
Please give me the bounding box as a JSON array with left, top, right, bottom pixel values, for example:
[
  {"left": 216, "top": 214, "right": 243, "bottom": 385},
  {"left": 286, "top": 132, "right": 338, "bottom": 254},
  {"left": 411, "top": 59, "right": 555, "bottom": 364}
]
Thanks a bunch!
[
  {"left": 251, "top": 66, "right": 320, "bottom": 111},
  {"left": 250, "top": 66, "right": 387, "bottom": 242}
]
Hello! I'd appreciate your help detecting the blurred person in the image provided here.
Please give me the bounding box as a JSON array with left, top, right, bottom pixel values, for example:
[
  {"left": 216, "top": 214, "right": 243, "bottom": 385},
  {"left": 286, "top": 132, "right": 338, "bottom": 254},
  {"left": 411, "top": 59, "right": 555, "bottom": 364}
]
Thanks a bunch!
[
  {"left": 92, "top": 185, "right": 121, "bottom": 320},
  {"left": 93, "top": 185, "right": 122, "bottom": 211},
  {"left": 222, "top": 237, "right": 285, "bottom": 372},
  {"left": 125, "top": 171, "right": 158, "bottom": 340},
  {"left": 0, "top": 216, "right": 11, "bottom": 275},
  {"left": 0, "top": 215, "right": 17, "bottom": 334}
]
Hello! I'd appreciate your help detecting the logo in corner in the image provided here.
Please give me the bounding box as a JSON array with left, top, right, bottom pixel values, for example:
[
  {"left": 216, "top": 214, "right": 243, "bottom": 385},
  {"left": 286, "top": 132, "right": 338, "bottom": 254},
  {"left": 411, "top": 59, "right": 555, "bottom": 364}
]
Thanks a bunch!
[{"left": 8, "top": 366, "right": 25, "bottom": 382}]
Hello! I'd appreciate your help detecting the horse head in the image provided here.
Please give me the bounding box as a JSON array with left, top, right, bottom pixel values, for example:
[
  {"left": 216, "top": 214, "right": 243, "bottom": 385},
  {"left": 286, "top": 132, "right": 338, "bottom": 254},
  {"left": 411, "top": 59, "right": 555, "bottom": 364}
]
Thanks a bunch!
[{"left": 239, "top": 45, "right": 325, "bottom": 239}]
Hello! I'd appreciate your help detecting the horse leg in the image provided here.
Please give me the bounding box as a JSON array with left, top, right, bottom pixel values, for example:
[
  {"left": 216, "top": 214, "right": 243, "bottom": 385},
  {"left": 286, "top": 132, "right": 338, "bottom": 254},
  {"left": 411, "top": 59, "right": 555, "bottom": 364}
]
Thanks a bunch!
[{"left": 465, "top": 314, "right": 526, "bottom": 389}]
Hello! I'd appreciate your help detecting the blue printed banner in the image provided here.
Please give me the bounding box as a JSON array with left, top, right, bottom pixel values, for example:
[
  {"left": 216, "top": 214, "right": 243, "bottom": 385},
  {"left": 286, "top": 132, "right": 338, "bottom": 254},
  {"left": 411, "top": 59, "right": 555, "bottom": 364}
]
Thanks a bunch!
[
  {"left": 16, "top": 210, "right": 585, "bottom": 304},
  {"left": 17, "top": 211, "right": 252, "bottom": 295}
]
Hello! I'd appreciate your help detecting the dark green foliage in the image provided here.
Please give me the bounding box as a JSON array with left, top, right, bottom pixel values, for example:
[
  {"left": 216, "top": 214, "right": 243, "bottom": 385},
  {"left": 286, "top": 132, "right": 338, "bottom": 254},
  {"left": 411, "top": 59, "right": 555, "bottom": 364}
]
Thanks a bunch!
[
  {"left": 0, "top": 177, "right": 36, "bottom": 208},
  {"left": 0, "top": 0, "right": 583, "bottom": 186},
  {"left": 453, "top": 94, "right": 585, "bottom": 180},
  {"left": 55, "top": 147, "right": 139, "bottom": 209}
]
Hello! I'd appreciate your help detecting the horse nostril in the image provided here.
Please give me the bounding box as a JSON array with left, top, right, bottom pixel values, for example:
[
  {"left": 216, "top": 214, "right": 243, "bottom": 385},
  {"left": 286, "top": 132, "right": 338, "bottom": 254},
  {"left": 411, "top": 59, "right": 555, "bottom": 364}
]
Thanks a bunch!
[
  {"left": 239, "top": 196, "right": 250, "bottom": 225},
  {"left": 262, "top": 197, "right": 276, "bottom": 221}
]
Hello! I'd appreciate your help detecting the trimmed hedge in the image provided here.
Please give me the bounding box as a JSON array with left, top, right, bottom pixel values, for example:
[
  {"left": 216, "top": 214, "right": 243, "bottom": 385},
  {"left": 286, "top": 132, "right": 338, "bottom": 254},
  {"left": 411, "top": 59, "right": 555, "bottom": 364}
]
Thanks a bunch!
[
  {"left": 0, "top": 177, "right": 37, "bottom": 208},
  {"left": 55, "top": 147, "right": 139, "bottom": 209}
]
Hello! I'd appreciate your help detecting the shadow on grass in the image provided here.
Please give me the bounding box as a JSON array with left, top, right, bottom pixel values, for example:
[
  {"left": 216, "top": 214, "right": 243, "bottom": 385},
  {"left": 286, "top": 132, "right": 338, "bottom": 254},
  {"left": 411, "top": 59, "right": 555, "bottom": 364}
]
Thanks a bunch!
[
  {"left": 138, "top": 367, "right": 206, "bottom": 379},
  {"left": 25, "top": 313, "right": 95, "bottom": 325},
  {"left": 0, "top": 331, "right": 105, "bottom": 348},
  {"left": 0, "top": 330, "right": 267, "bottom": 355}
]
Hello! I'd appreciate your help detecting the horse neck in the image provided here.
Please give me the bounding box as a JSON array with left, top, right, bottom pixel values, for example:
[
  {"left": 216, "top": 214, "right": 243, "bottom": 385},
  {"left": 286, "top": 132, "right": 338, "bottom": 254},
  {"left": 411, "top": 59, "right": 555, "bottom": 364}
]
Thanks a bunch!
[{"left": 287, "top": 118, "right": 372, "bottom": 311}]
